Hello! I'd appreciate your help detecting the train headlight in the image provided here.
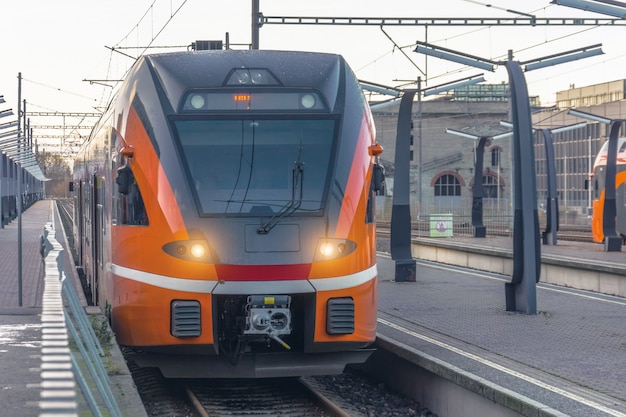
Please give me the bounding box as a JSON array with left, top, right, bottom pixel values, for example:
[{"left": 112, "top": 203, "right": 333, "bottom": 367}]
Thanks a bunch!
[
  {"left": 190, "top": 243, "right": 206, "bottom": 259},
  {"left": 163, "top": 240, "right": 211, "bottom": 262},
  {"left": 300, "top": 94, "right": 316, "bottom": 109},
  {"left": 189, "top": 94, "right": 206, "bottom": 109},
  {"left": 319, "top": 242, "right": 335, "bottom": 258},
  {"left": 314, "top": 238, "right": 356, "bottom": 261}
]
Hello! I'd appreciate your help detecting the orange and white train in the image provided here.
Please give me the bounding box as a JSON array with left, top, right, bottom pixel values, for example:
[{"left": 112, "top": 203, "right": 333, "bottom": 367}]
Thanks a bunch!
[
  {"left": 71, "top": 50, "right": 383, "bottom": 378},
  {"left": 590, "top": 136, "right": 626, "bottom": 243}
]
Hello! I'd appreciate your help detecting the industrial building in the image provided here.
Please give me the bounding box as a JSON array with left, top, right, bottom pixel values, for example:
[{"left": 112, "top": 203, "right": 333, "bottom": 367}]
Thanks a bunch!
[{"left": 370, "top": 79, "right": 626, "bottom": 226}]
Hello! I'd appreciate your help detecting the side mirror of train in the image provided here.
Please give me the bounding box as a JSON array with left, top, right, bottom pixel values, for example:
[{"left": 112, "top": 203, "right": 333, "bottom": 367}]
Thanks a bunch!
[
  {"left": 372, "top": 163, "right": 386, "bottom": 195},
  {"left": 116, "top": 165, "right": 132, "bottom": 195},
  {"left": 68, "top": 182, "right": 74, "bottom": 192}
]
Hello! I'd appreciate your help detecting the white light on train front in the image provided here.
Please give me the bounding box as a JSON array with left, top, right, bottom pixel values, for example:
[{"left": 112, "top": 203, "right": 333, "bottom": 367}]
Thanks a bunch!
[
  {"left": 190, "top": 243, "right": 206, "bottom": 259},
  {"left": 163, "top": 240, "right": 210, "bottom": 262},
  {"left": 314, "top": 238, "right": 357, "bottom": 261},
  {"left": 319, "top": 242, "right": 335, "bottom": 258},
  {"left": 189, "top": 94, "right": 205, "bottom": 109},
  {"left": 300, "top": 94, "right": 316, "bottom": 109}
]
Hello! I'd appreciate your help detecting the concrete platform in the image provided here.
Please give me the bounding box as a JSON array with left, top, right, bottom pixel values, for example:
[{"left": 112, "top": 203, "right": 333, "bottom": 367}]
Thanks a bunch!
[
  {"left": 410, "top": 235, "right": 626, "bottom": 297},
  {"left": 0, "top": 200, "right": 147, "bottom": 417},
  {"left": 375, "top": 253, "right": 626, "bottom": 417}
]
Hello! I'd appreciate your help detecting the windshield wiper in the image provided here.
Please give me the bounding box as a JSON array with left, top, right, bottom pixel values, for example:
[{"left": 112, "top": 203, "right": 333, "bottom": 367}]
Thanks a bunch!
[{"left": 257, "top": 159, "right": 304, "bottom": 234}]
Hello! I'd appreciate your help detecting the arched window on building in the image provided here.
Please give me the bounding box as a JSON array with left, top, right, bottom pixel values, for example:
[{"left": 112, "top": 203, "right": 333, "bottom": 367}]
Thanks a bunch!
[
  {"left": 483, "top": 174, "right": 500, "bottom": 198},
  {"left": 432, "top": 172, "right": 465, "bottom": 211},
  {"left": 434, "top": 174, "right": 461, "bottom": 196}
]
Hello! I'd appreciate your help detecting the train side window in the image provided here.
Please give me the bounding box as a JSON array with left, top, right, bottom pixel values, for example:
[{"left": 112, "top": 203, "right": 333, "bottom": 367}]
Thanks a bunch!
[
  {"left": 116, "top": 165, "right": 149, "bottom": 226},
  {"left": 367, "top": 163, "right": 385, "bottom": 224},
  {"left": 116, "top": 165, "right": 132, "bottom": 195},
  {"left": 366, "top": 192, "right": 375, "bottom": 224},
  {"left": 111, "top": 161, "right": 118, "bottom": 225}
]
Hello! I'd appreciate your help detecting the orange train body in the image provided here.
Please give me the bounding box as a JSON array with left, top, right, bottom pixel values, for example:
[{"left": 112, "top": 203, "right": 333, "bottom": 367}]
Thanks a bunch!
[
  {"left": 590, "top": 137, "right": 626, "bottom": 243},
  {"left": 72, "top": 50, "right": 382, "bottom": 378}
]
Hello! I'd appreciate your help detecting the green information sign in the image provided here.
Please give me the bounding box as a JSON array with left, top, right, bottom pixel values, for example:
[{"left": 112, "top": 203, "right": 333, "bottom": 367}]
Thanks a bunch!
[{"left": 429, "top": 214, "right": 453, "bottom": 237}]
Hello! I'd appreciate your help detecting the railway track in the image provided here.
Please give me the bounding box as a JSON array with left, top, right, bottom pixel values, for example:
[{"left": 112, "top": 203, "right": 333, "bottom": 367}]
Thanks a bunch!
[
  {"left": 56, "top": 197, "right": 73, "bottom": 221},
  {"left": 185, "top": 377, "right": 352, "bottom": 417},
  {"left": 55, "top": 198, "right": 79, "bottom": 264},
  {"left": 125, "top": 349, "right": 426, "bottom": 417}
]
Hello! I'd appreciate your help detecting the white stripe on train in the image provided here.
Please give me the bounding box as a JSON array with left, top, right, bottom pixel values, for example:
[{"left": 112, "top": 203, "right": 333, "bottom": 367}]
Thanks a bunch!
[{"left": 111, "top": 263, "right": 378, "bottom": 294}]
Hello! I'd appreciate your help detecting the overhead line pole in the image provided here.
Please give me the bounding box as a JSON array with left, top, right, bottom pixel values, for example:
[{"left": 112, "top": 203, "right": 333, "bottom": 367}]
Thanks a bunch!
[
  {"left": 17, "top": 73, "right": 23, "bottom": 307},
  {"left": 252, "top": 0, "right": 260, "bottom": 49}
]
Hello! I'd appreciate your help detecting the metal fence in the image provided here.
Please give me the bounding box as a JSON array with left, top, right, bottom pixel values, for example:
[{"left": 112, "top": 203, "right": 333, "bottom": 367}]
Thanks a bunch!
[
  {"left": 375, "top": 195, "right": 591, "bottom": 236},
  {"left": 41, "top": 211, "right": 122, "bottom": 417}
]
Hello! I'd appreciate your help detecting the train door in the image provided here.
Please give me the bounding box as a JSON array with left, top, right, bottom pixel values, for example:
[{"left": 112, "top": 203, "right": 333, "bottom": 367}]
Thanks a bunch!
[
  {"left": 75, "top": 181, "right": 84, "bottom": 266},
  {"left": 97, "top": 176, "right": 106, "bottom": 307},
  {"left": 91, "top": 174, "right": 106, "bottom": 306},
  {"left": 83, "top": 178, "right": 93, "bottom": 305}
]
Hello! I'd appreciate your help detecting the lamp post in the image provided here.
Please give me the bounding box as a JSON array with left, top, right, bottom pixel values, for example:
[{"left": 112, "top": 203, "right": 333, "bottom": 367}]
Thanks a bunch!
[
  {"left": 17, "top": 73, "right": 23, "bottom": 307},
  {"left": 446, "top": 128, "right": 512, "bottom": 238},
  {"left": 539, "top": 124, "right": 587, "bottom": 245},
  {"left": 370, "top": 74, "right": 485, "bottom": 282},
  {"left": 567, "top": 109, "right": 623, "bottom": 252},
  {"left": 367, "top": 76, "right": 484, "bottom": 276},
  {"left": 417, "top": 77, "right": 422, "bottom": 221},
  {"left": 501, "top": 120, "right": 586, "bottom": 245},
  {"left": 390, "top": 90, "right": 418, "bottom": 282}
]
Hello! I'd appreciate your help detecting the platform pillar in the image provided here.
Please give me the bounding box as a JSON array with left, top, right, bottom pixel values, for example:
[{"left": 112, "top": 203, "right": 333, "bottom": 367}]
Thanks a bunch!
[
  {"left": 504, "top": 61, "right": 540, "bottom": 314},
  {"left": 472, "top": 136, "right": 488, "bottom": 238},
  {"left": 601, "top": 121, "right": 623, "bottom": 252},
  {"left": 390, "top": 90, "right": 417, "bottom": 282},
  {"left": 541, "top": 129, "right": 559, "bottom": 246}
]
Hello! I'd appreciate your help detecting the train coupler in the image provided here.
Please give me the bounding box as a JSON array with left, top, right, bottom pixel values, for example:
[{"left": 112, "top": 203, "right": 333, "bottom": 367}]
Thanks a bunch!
[{"left": 244, "top": 295, "right": 292, "bottom": 350}]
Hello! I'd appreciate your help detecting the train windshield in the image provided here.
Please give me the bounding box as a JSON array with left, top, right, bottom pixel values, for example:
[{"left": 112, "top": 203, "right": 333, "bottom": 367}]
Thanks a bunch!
[
  {"left": 173, "top": 118, "right": 336, "bottom": 215},
  {"left": 593, "top": 137, "right": 626, "bottom": 169}
]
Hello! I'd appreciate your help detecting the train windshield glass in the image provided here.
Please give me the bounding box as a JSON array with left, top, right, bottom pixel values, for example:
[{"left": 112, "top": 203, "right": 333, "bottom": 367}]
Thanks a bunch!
[
  {"left": 174, "top": 118, "right": 336, "bottom": 215},
  {"left": 593, "top": 137, "right": 626, "bottom": 169}
]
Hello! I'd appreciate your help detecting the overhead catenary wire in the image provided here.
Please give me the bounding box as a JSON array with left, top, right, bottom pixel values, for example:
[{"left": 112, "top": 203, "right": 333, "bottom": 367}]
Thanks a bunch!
[
  {"left": 112, "top": 0, "right": 190, "bottom": 55},
  {"left": 367, "top": 2, "right": 611, "bottom": 90},
  {"left": 101, "top": 0, "right": 191, "bottom": 106}
]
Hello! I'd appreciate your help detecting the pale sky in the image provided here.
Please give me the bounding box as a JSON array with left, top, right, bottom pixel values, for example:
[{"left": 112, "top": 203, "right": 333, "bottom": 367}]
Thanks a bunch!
[{"left": 1, "top": 0, "right": 625, "bottom": 151}]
